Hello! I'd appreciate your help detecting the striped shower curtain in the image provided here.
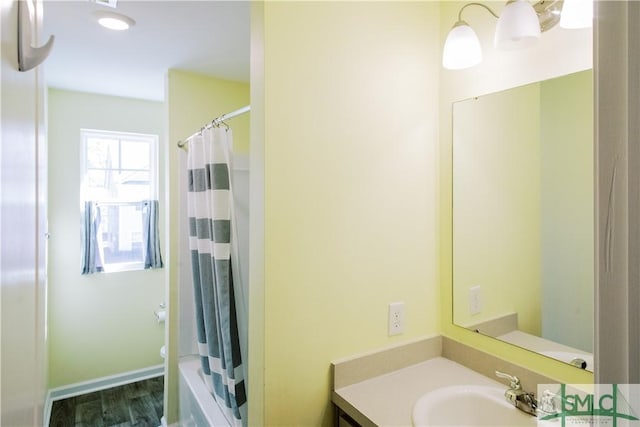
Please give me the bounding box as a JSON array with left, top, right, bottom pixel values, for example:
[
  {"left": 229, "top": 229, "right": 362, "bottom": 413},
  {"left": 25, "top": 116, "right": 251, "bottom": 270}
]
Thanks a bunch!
[{"left": 187, "top": 127, "right": 247, "bottom": 426}]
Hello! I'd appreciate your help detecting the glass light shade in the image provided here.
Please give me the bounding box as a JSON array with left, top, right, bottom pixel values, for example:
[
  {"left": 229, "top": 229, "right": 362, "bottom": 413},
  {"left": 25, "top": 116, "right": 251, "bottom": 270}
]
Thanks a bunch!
[
  {"left": 96, "top": 11, "right": 135, "bottom": 31},
  {"left": 442, "top": 22, "right": 483, "bottom": 70},
  {"left": 494, "top": 0, "right": 541, "bottom": 50},
  {"left": 560, "top": 0, "right": 593, "bottom": 29}
]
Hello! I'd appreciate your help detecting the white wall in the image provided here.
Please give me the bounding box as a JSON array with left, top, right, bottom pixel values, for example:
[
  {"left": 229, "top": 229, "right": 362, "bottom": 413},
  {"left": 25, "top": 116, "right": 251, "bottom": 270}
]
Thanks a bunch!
[{"left": 0, "top": 0, "right": 47, "bottom": 424}]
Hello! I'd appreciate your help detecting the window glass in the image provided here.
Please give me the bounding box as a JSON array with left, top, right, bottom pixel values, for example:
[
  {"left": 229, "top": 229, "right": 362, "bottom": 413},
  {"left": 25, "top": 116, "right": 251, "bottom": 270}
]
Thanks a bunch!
[
  {"left": 121, "top": 140, "right": 150, "bottom": 170},
  {"left": 98, "top": 203, "right": 144, "bottom": 266},
  {"left": 86, "top": 138, "right": 119, "bottom": 169},
  {"left": 81, "top": 129, "right": 159, "bottom": 273}
]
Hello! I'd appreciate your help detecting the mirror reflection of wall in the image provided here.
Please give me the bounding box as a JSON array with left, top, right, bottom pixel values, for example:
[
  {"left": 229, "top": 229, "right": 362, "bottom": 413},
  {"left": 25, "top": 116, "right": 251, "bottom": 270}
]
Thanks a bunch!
[{"left": 453, "top": 69, "right": 594, "bottom": 370}]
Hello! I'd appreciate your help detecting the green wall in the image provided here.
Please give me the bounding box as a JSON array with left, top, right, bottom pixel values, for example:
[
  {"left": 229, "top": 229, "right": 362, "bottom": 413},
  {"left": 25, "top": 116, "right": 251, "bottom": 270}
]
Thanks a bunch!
[
  {"left": 453, "top": 83, "right": 542, "bottom": 335},
  {"left": 47, "top": 89, "right": 166, "bottom": 388},
  {"left": 540, "top": 70, "right": 594, "bottom": 352},
  {"left": 452, "top": 70, "right": 594, "bottom": 351},
  {"left": 251, "top": 2, "right": 441, "bottom": 425}
]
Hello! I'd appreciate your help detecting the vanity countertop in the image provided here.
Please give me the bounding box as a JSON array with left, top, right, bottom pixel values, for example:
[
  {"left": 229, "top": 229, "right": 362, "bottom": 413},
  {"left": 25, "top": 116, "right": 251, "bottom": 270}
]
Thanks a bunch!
[{"left": 333, "top": 356, "right": 509, "bottom": 426}]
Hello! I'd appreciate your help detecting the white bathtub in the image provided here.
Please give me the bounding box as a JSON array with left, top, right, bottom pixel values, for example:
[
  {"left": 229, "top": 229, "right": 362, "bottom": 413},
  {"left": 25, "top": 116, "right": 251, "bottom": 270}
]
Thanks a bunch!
[{"left": 179, "top": 356, "right": 230, "bottom": 427}]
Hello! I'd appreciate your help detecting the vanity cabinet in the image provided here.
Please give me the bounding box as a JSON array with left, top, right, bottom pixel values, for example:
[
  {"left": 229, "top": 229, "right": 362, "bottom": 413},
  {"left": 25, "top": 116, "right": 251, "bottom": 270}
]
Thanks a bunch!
[
  {"left": 336, "top": 408, "right": 361, "bottom": 427},
  {"left": 331, "top": 336, "right": 558, "bottom": 427}
]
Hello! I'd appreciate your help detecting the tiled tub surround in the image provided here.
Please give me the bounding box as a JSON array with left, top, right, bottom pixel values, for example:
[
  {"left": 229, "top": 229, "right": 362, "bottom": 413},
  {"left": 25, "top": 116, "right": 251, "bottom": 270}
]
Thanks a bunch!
[{"left": 331, "top": 335, "right": 558, "bottom": 427}]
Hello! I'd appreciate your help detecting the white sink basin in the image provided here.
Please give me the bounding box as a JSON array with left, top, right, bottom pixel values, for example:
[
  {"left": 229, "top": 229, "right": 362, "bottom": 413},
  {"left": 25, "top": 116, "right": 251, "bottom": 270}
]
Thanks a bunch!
[{"left": 412, "top": 385, "right": 538, "bottom": 426}]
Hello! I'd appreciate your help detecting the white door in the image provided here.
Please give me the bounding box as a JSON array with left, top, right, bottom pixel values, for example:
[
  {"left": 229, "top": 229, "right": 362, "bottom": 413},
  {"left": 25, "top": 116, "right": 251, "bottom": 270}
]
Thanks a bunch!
[{"left": 0, "top": 0, "right": 48, "bottom": 424}]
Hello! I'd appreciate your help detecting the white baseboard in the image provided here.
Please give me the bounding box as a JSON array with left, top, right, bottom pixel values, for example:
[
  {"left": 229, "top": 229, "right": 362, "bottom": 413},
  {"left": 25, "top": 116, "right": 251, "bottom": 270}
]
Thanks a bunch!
[{"left": 43, "top": 364, "right": 164, "bottom": 427}]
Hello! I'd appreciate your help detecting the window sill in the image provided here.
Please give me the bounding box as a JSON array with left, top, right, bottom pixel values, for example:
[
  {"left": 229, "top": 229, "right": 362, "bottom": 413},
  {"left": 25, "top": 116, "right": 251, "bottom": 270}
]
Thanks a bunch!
[{"left": 102, "top": 261, "right": 144, "bottom": 274}]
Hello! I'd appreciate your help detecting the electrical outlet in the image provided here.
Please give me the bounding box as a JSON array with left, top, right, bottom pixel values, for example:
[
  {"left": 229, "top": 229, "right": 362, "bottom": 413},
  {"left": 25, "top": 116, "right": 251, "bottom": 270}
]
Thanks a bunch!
[
  {"left": 469, "top": 286, "right": 481, "bottom": 315},
  {"left": 388, "top": 302, "right": 404, "bottom": 336}
]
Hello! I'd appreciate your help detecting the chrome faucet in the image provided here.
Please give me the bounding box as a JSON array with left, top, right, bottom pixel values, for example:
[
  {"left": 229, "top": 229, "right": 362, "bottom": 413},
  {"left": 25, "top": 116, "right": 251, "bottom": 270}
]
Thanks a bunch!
[{"left": 495, "top": 371, "right": 538, "bottom": 416}]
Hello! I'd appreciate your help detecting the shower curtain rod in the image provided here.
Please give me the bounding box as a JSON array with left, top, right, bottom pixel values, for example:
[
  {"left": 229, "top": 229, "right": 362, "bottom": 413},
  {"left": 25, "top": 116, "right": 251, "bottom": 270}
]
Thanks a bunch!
[{"left": 176, "top": 105, "right": 250, "bottom": 149}]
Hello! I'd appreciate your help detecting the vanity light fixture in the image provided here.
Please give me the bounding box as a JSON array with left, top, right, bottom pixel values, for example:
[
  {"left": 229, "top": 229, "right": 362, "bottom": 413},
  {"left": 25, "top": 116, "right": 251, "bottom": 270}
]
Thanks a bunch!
[
  {"left": 494, "top": 0, "right": 541, "bottom": 50},
  {"left": 442, "top": 3, "right": 496, "bottom": 70},
  {"left": 443, "top": 0, "right": 588, "bottom": 70},
  {"left": 560, "top": 0, "right": 593, "bottom": 29},
  {"left": 95, "top": 11, "right": 135, "bottom": 31}
]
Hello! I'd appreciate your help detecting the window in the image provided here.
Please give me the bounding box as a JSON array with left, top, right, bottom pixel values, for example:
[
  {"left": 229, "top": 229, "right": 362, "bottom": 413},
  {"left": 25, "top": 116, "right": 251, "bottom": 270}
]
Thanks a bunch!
[{"left": 81, "top": 129, "right": 161, "bottom": 273}]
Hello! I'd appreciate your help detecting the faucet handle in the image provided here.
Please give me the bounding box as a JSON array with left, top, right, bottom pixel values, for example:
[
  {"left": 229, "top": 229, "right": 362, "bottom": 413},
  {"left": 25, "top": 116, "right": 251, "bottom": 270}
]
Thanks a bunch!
[
  {"left": 538, "top": 389, "right": 561, "bottom": 415},
  {"left": 495, "top": 370, "right": 521, "bottom": 390}
]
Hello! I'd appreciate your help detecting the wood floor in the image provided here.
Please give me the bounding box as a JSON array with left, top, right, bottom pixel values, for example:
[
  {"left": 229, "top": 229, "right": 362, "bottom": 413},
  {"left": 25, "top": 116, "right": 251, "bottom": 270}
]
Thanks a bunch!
[{"left": 49, "top": 376, "right": 164, "bottom": 427}]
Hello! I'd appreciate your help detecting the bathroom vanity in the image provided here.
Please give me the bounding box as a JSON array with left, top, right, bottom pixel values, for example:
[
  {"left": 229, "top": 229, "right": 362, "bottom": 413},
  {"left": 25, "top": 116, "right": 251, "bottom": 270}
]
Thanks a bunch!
[{"left": 332, "top": 335, "right": 558, "bottom": 427}]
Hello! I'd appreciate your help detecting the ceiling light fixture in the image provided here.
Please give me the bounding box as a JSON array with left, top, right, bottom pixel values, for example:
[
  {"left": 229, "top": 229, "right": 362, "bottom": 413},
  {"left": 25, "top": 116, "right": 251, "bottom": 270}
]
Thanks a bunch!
[
  {"left": 442, "top": 0, "right": 590, "bottom": 71},
  {"left": 92, "top": 0, "right": 118, "bottom": 8},
  {"left": 95, "top": 11, "right": 135, "bottom": 31}
]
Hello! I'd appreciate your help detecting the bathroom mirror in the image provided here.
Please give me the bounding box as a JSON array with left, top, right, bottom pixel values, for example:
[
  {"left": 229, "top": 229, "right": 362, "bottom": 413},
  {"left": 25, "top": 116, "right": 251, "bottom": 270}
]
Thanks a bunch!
[{"left": 452, "top": 69, "right": 594, "bottom": 370}]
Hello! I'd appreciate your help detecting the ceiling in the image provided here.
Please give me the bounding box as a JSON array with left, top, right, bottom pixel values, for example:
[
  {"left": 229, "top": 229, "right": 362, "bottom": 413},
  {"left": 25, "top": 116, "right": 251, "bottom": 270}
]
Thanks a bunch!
[{"left": 43, "top": 0, "right": 250, "bottom": 101}]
